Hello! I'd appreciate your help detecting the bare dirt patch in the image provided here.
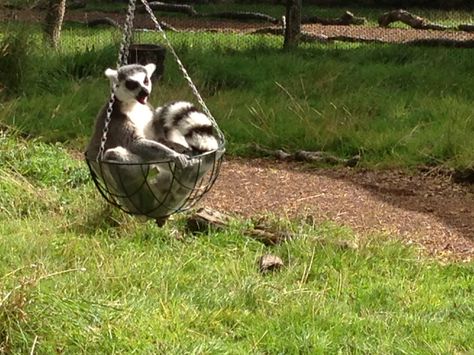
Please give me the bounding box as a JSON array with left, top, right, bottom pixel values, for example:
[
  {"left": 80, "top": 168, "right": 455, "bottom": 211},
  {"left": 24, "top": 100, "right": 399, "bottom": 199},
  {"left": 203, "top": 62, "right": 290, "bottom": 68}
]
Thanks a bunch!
[
  {"left": 204, "top": 158, "right": 474, "bottom": 262},
  {"left": 3, "top": 8, "right": 474, "bottom": 44}
]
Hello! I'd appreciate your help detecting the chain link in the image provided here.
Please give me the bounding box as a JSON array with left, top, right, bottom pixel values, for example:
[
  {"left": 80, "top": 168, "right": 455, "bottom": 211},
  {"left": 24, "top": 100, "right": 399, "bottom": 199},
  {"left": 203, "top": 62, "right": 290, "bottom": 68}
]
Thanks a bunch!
[
  {"left": 97, "top": 0, "right": 225, "bottom": 161},
  {"left": 97, "top": 0, "right": 137, "bottom": 161},
  {"left": 140, "top": 0, "right": 226, "bottom": 144}
]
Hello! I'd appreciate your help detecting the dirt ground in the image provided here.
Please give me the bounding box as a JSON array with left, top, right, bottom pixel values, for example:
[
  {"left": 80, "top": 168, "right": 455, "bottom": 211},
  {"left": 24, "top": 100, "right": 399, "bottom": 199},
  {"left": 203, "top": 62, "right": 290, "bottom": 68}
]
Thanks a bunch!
[
  {"left": 3, "top": 8, "right": 474, "bottom": 44},
  {"left": 204, "top": 159, "right": 474, "bottom": 262},
  {"left": 3, "top": 9, "right": 474, "bottom": 261}
]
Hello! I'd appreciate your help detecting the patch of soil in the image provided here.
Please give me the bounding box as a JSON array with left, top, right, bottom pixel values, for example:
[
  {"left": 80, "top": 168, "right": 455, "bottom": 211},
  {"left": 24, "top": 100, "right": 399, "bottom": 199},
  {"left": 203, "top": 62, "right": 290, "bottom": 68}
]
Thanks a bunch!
[
  {"left": 3, "top": 8, "right": 474, "bottom": 44},
  {"left": 203, "top": 158, "right": 474, "bottom": 261}
]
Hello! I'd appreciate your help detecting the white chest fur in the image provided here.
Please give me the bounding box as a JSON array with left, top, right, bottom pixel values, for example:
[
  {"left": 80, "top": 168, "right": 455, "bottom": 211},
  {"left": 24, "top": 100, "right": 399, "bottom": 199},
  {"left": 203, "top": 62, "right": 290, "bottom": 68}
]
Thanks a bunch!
[{"left": 123, "top": 102, "right": 154, "bottom": 138}]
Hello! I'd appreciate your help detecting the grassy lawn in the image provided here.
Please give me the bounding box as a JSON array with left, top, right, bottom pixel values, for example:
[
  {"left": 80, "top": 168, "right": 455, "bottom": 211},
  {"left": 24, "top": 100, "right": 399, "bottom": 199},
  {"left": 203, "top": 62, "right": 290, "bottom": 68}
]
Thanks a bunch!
[
  {"left": 1, "top": 24, "right": 474, "bottom": 169},
  {"left": 1, "top": 21, "right": 474, "bottom": 353},
  {"left": 0, "top": 134, "right": 473, "bottom": 353}
]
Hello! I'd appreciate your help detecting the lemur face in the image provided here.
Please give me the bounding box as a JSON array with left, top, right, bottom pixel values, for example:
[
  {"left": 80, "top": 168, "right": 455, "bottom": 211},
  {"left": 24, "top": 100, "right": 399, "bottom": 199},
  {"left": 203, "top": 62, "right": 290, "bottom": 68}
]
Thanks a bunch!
[{"left": 105, "top": 64, "right": 156, "bottom": 105}]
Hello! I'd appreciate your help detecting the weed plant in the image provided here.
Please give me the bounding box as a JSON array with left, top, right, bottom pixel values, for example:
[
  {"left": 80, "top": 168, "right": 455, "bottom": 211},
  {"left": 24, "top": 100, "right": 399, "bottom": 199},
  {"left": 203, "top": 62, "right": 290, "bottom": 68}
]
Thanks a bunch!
[{"left": 0, "top": 25, "right": 37, "bottom": 97}]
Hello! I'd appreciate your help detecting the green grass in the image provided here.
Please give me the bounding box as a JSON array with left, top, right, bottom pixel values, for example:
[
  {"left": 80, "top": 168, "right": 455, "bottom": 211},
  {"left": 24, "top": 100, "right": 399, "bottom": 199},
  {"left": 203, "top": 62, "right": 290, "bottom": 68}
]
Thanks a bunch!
[
  {"left": 0, "top": 135, "right": 473, "bottom": 353},
  {"left": 1, "top": 23, "right": 474, "bottom": 169},
  {"left": 1, "top": 20, "right": 474, "bottom": 353}
]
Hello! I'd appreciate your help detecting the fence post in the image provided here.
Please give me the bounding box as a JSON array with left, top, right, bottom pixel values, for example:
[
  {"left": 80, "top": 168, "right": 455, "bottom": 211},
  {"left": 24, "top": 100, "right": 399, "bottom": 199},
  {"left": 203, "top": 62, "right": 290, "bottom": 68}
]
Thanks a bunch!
[
  {"left": 283, "top": 0, "right": 302, "bottom": 50},
  {"left": 44, "top": 0, "right": 66, "bottom": 49}
]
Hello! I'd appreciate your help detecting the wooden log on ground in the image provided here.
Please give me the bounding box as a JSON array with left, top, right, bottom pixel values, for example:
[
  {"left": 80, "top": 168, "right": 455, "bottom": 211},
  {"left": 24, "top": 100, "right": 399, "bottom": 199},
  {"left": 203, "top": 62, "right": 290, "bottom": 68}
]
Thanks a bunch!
[
  {"left": 202, "top": 11, "right": 279, "bottom": 24},
  {"left": 302, "top": 11, "right": 366, "bottom": 26},
  {"left": 405, "top": 38, "right": 474, "bottom": 48},
  {"left": 86, "top": 17, "right": 120, "bottom": 28},
  {"left": 251, "top": 28, "right": 474, "bottom": 48},
  {"left": 186, "top": 208, "right": 294, "bottom": 245},
  {"left": 253, "top": 144, "right": 360, "bottom": 167},
  {"left": 140, "top": 1, "right": 198, "bottom": 16},
  {"left": 378, "top": 9, "right": 449, "bottom": 31},
  {"left": 458, "top": 24, "right": 474, "bottom": 32}
]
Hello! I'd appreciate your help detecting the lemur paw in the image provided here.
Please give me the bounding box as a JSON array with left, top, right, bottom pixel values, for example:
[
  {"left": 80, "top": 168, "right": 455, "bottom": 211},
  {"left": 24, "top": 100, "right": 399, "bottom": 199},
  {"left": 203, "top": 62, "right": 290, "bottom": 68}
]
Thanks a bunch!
[
  {"left": 173, "top": 153, "right": 191, "bottom": 169},
  {"left": 104, "top": 147, "right": 131, "bottom": 162}
]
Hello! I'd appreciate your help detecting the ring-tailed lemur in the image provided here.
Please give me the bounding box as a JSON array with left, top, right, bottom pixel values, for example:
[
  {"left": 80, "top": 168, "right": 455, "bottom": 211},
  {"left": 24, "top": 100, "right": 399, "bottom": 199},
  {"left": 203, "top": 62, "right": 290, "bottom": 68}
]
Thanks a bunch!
[
  {"left": 153, "top": 101, "right": 219, "bottom": 155},
  {"left": 86, "top": 63, "right": 189, "bottom": 168},
  {"left": 86, "top": 63, "right": 221, "bottom": 222}
]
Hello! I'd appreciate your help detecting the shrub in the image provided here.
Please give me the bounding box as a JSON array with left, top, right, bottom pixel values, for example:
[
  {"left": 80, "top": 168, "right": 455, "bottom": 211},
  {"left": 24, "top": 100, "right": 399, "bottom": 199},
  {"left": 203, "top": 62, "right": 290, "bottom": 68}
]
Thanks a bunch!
[{"left": 0, "top": 26, "right": 36, "bottom": 97}]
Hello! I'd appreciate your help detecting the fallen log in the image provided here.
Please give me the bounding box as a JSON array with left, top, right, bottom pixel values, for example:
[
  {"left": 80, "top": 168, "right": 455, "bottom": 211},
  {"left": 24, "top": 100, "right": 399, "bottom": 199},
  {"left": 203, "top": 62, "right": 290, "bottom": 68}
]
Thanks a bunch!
[
  {"left": 378, "top": 9, "right": 449, "bottom": 31},
  {"left": 86, "top": 17, "right": 120, "bottom": 28},
  {"left": 302, "top": 11, "right": 366, "bottom": 26},
  {"left": 253, "top": 144, "right": 360, "bottom": 167},
  {"left": 202, "top": 11, "right": 279, "bottom": 24},
  {"left": 140, "top": 1, "right": 198, "bottom": 16},
  {"left": 251, "top": 28, "right": 474, "bottom": 48},
  {"left": 458, "top": 24, "right": 474, "bottom": 32},
  {"left": 186, "top": 208, "right": 294, "bottom": 245},
  {"left": 406, "top": 38, "right": 474, "bottom": 48},
  {"left": 66, "top": 18, "right": 177, "bottom": 32}
]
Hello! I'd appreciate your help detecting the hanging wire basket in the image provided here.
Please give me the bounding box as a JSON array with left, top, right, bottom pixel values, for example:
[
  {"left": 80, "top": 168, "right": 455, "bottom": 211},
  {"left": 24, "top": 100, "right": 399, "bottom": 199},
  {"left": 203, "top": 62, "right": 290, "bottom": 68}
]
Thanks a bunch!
[
  {"left": 85, "top": 0, "right": 226, "bottom": 219},
  {"left": 85, "top": 145, "right": 225, "bottom": 219}
]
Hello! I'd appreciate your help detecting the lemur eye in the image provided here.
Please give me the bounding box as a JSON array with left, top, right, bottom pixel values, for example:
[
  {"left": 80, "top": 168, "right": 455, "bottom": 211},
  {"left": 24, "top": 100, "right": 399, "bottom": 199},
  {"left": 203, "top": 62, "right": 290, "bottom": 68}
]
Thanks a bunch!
[
  {"left": 125, "top": 80, "right": 139, "bottom": 90},
  {"left": 143, "top": 77, "right": 149, "bottom": 85}
]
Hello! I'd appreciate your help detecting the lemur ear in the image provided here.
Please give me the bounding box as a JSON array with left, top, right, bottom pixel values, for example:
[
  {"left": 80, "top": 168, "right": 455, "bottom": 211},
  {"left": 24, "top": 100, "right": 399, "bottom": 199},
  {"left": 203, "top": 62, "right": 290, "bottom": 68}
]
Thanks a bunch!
[
  {"left": 104, "top": 68, "right": 118, "bottom": 83},
  {"left": 144, "top": 63, "right": 156, "bottom": 78}
]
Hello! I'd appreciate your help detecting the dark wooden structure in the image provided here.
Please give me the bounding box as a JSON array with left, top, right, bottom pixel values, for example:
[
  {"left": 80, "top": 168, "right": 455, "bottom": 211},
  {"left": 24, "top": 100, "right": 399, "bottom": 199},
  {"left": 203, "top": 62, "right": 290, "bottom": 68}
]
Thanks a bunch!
[{"left": 128, "top": 44, "right": 166, "bottom": 81}]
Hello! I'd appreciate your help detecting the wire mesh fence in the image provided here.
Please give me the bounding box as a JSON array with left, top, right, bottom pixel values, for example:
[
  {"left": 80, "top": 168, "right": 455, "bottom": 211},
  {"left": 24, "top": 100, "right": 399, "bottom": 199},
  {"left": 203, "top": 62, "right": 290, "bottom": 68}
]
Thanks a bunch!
[
  {"left": 2, "top": 2, "right": 474, "bottom": 49},
  {"left": 1, "top": 1, "right": 474, "bottom": 172}
]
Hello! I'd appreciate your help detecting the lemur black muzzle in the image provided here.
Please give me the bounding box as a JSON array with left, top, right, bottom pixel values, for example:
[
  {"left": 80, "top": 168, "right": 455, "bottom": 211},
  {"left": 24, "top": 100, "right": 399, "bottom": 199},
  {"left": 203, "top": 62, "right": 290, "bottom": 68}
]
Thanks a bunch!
[{"left": 136, "top": 89, "right": 149, "bottom": 105}]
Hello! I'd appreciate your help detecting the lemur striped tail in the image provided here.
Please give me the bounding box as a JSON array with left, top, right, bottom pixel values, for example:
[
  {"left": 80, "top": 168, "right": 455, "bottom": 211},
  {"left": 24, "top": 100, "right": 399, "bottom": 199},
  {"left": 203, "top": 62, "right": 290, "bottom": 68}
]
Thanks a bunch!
[{"left": 154, "top": 101, "right": 219, "bottom": 154}]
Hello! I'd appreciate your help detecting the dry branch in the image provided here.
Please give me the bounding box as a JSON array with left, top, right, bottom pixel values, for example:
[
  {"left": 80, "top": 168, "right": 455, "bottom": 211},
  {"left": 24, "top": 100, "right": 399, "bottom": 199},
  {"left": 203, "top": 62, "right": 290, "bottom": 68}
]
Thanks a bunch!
[
  {"left": 186, "top": 208, "right": 294, "bottom": 245},
  {"left": 141, "top": 1, "right": 198, "bottom": 16},
  {"left": 378, "top": 9, "right": 449, "bottom": 31},
  {"left": 139, "top": 2, "right": 280, "bottom": 24},
  {"left": 253, "top": 144, "right": 360, "bottom": 167},
  {"left": 251, "top": 28, "right": 474, "bottom": 48},
  {"left": 302, "top": 11, "right": 366, "bottom": 26},
  {"left": 202, "top": 11, "right": 279, "bottom": 24},
  {"left": 86, "top": 17, "right": 120, "bottom": 28}
]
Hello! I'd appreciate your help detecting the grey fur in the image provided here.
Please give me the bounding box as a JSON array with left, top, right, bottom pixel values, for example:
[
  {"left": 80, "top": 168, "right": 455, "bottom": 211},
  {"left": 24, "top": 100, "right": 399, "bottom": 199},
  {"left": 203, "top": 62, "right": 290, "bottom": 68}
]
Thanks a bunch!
[
  {"left": 85, "top": 64, "right": 222, "bottom": 220},
  {"left": 86, "top": 64, "right": 188, "bottom": 166},
  {"left": 117, "top": 64, "right": 147, "bottom": 81}
]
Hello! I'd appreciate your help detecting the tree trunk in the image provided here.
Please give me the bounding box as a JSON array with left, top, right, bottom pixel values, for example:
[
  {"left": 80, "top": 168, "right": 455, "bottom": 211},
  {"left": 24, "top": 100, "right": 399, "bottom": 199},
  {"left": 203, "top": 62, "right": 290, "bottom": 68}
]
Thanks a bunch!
[
  {"left": 283, "top": 0, "right": 301, "bottom": 50},
  {"left": 44, "top": 0, "right": 66, "bottom": 49}
]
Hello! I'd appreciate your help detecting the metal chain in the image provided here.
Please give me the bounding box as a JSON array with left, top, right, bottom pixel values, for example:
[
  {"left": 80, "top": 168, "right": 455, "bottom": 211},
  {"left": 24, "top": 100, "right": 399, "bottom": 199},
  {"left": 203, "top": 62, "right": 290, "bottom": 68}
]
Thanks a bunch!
[
  {"left": 98, "top": 0, "right": 225, "bottom": 161},
  {"left": 140, "top": 0, "right": 226, "bottom": 144},
  {"left": 97, "top": 0, "right": 137, "bottom": 161}
]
